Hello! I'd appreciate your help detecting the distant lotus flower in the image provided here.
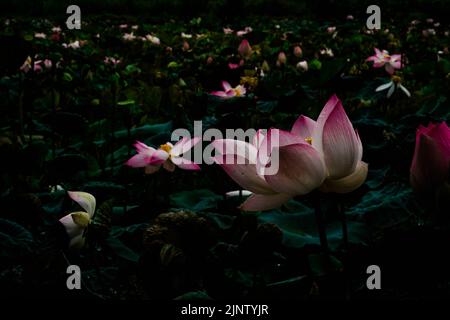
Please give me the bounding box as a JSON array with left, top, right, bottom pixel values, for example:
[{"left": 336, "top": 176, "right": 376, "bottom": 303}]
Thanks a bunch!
[
  {"left": 346, "top": 15, "right": 354, "bottom": 20},
  {"left": 296, "top": 60, "right": 308, "bottom": 71},
  {"left": 276, "top": 52, "right": 287, "bottom": 66},
  {"left": 207, "top": 56, "right": 214, "bottom": 65},
  {"left": 181, "top": 32, "right": 192, "bottom": 39},
  {"left": 132, "top": 25, "right": 139, "bottom": 30},
  {"left": 34, "top": 32, "right": 47, "bottom": 39},
  {"left": 426, "top": 18, "right": 434, "bottom": 24},
  {"left": 375, "top": 75, "right": 411, "bottom": 98},
  {"left": 211, "top": 81, "right": 246, "bottom": 99},
  {"left": 182, "top": 41, "right": 190, "bottom": 51},
  {"left": 223, "top": 27, "right": 234, "bottom": 34},
  {"left": 327, "top": 26, "right": 336, "bottom": 33},
  {"left": 238, "top": 39, "right": 252, "bottom": 58},
  {"left": 119, "top": 24, "right": 128, "bottom": 29},
  {"left": 59, "top": 191, "right": 96, "bottom": 248},
  {"left": 410, "top": 122, "right": 450, "bottom": 196},
  {"left": 126, "top": 139, "right": 201, "bottom": 173},
  {"left": 143, "top": 34, "right": 160, "bottom": 45},
  {"left": 123, "top": 32, "right": 136, "bottom": 41},
  {"left": 62, "top": 40, "right": 81, "bottom": 49},
  {"left": 43, "top": 59, "right": 52, "bottom": 69},
  {"left": 293, "top": 46, "right": 302, "bottom": 58},
  {"left": 411, "top": 20, "right": 421, "bottom": 25},
  {"left": 366, "top": 48, "right": 402, "bottom": 74},
  {"left": 52, "top": 26, "right": 62, "bottom": 33},
  {"left": 104, "top": 56, "right": 121, "bottom": 65},
  {"left": 237, "top": 26, "right": 252, "bottom": 37},
  {"left": 422, "top": 29, "right": 436, "bottom": 37},
  {"left": 291, "top": 95, "right": 368, "bottom": 193},
  {"left": 320, "top": 47, "right": 334, "bottom": 57},
  {"left": 228, "top": 62, "right": 240, "bottom": 69}
]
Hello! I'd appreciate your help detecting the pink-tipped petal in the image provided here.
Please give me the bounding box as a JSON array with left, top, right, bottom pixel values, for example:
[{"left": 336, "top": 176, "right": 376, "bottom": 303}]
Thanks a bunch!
[
  {"left": 313, "top": 95, "right": 361, "bottom": 179},
  {"left": 171, "top": 157, "right": 201, "bottom": 170},
  {"left": 291, "top": 115, "right": 317, "bottom": 140},
  {"left": 211, "top": 91, "right": 228, "bottom": 97},
  {"left": 264, "top": 143, "right": 326, "bottom": 195},
  {"left": 320, "top": 161, "right": 368, "bottom": 193},
  {"left": 222, "top": 81, "right": 232, "bottom": 91},
  {"left": 212, "top": 139, "right": 257, "bottom": 163},
  {"left": 148, "top": 149, "right": 169, "bottom": 165},
  {"left": 239, "top": 193, "right": 292, "bottom": 211},
  {"left": 213, "top": 154, "right": 274, "bottom": 194},
  {"left": 171, "top": 136, "right": 201, "bottom": 156},
  {"left": 126, "top": 153, "right": 150, "bottom": 167},
  {"left": 68, "top": 191, "right": 96, "bottom": 217}
]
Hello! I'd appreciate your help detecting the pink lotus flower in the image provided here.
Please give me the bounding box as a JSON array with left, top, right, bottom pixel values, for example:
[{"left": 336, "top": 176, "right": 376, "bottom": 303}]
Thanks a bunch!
[
  {"left": 366, "top": 48, "right": 402, "bottom": 75},
  {"left": 211, "top": 95, "right": 367, "bottom": 211},
  {"left": 126, "top": 138, "right": 201, "bottom": 173},
  {"left": 228, "top": 63, "right": 240, "bottom": 69},
  {"left": 276, "top": 52, "right": 287, "bottom": 66},
  {"left": 291, "top": 95, "right": 368, "bottom": 193},
  {"left": 210, "top": 81, "right": 246, "bottom": 99},
  {"left": 104, "top": 56, "right": 121, "bottom": 65},
  {"left": 212, "top": 128, "right": 326, "bottom": 211},
  {"left": 410, "top": 122, "right": 450, "bottom": 195},
  {"left": 59, "top": 191, "right": 96, "bottom": 248},
  {"left": 142, "top": 34, "right": 160, "bottom": 45},
  {"left": 238, "top": 39, "right": 252, "bottom": 58},
  {"left": 123, "top": 32, "right": 136, "bottom": 41},
  {"left": 327, "top": 26, "right": 336, "bottom": 33},
  {"left": 62, "top": 40, "right": 82, "bottom": 49}
]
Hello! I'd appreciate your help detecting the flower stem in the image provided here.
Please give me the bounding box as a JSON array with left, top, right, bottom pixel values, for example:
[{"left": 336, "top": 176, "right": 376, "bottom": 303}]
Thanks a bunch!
[{"left": 314, "top": 193, "right": 329, "bottom": 253}]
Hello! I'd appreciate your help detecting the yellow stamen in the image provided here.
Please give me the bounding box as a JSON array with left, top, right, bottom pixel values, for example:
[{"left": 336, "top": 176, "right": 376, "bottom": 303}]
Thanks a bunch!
[
  {"left": 305, "top": 137, "right": 313, "bottom": 145},
  {"left": 160, "top": 143, "right": 172, "bottom": 153},
  {"left": 392, "top": 75, "right": 402, "bottom": 83}
]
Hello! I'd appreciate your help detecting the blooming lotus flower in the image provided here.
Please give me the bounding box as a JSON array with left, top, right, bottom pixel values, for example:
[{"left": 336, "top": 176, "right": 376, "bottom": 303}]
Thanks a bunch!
[
  {"left": 375, "top": 75, "right": 411, "bottom": 98},
  {"left": 228, "top": 62, "right": 240, "bottom": 69},
  {"left": 126, "top": 138, "right": 201, "bottom": 173},
  {"left": 291, "top": 95, "right": 368, "bottom": 193},
  {"left": 212, "top": 129, "right": 326, "bottom": 211},
  {"left": 238, "top": 39, "right": 252, "bottom": 58},
  {"left": 410, "top": 122, "right": 450, "bottom": 196},
  {"left": 366, "top": 48, "right": 402, "bottom": 74},
  {"left": 210, "top": 81, "right": 246, "bottom": 99},
  {"left": 320, "top": 47, "right": 334, "bottom": 57},
  {"left": 181, "top": 32, "right": 192, "bottom": 39},
  {"left": 59, "top": 191, "right": 96, "bottom": 248}
]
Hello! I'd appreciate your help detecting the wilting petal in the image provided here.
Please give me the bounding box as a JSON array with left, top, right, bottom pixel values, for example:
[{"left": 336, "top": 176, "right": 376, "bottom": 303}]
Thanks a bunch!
[
  {"left": 264, "top": 143, "right": 326, "bottom": 195},
  {"left": 171, "top": 157, "right": 201, "bottom": 170},
  {"left": 239, "top": 193, "right": 292, "bottom": 211},
  {"left": 312, "top": 95, "right": 360, "bottom": 179},
  {"left": 291, "top": 115, "right": 317, "bottom": 140},
  {"left": 399, "top": 84, "right": 411, "bottom": 97},
  {"left": 214, "top": 154, "right": 274, "bottom": 194},
  {"left": 148, "top": 149, "right": 169, "bottom": 165},
  {"left": 68, "top": 191, "right": 96, "bottom": 217},
  {"left": 376, "top": 81, "right": 393, "bottom": 92},
  {"left": 320, "top": 161, "right": 368, "bottom": 193},
  {"left": 387, "top": 84, "right": 396, "bottom": 98}
]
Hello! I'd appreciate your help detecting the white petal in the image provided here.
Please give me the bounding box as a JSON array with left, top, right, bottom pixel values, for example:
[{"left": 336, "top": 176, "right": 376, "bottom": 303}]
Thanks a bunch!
[
  {"left": 399, "top": 84, "right": 411, "bottom": 97},
  {"left": 375, "top": 81, "right": 393, "bottom": 92}
]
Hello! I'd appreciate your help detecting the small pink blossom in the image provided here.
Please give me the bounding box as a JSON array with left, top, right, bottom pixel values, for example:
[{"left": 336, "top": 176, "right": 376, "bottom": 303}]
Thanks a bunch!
[
  {"left": 211, "top": 81, "right": 246, "bottom": 99},
  {"left": 366, "top": 48, "right": 402, "bottom": 74}
]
